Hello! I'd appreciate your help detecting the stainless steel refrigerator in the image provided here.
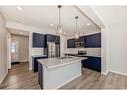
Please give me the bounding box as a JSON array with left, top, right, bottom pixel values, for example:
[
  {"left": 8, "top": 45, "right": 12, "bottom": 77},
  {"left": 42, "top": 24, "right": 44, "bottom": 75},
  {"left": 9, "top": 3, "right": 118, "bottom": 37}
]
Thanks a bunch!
[{"left": 47, "top": 42, "right": 60, "bottom": 58}]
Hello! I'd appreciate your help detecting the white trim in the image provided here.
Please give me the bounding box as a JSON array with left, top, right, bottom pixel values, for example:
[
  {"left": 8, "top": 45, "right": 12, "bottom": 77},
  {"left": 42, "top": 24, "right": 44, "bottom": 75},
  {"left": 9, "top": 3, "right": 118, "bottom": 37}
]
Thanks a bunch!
[
  {"left": 19, "top": 60, "right": 29, "bottom": 63},
  {"left": 101, "top": 71, "right": 108, "bottom": 75},
  {"left": 109, "top": 70, "right": 127, "bottom": 76},
  {"left": 7, "top": 33, "right": 11, "bottom": 69},
  {"left": 0, "top": 72, "right": 8, "bottom": 84},
  {"left": 56, "top": 74, "right": 81, "bottom": 89},
  {"left": 29, "top": 32, "right": 33, "bottom": 70}
]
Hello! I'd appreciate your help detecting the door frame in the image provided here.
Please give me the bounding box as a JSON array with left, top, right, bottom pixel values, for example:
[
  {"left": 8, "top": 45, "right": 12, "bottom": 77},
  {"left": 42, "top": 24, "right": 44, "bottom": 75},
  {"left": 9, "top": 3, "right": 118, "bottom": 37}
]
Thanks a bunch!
[
  {"left": 8, "top": 33, "right": 31, "bottom": 70},
  {"left": 7, "top": 33, "right": 11, "bottom": 69}
]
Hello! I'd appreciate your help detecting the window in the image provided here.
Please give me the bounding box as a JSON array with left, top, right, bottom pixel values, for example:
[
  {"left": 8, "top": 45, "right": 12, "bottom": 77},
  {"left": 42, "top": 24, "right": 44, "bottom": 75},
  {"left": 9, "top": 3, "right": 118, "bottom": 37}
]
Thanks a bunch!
[{"left": 11, "top": 43, "right": 16, "bottom": 53}]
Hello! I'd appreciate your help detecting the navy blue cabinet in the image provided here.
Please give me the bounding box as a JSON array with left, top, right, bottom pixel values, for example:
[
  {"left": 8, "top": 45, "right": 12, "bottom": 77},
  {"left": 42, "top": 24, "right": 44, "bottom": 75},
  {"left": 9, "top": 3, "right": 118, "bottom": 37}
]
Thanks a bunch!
[
  {"left": 33, "top": 33, "right": 45, "bottom": 48},
  {"left": 67, "top": 33, "right": 101, "bottom": 48},
  {"left": 79, "top": 36, "right": 85, "bottom": 42},
  {"left": 38, "top": 62, "right": 43, "bottom": 89},
  {"left": 32, "top": 56, "right": 48, "bottom": 72},
  {"left": 67, "top": 38, "right": 76, "bottom": 48},
  {"left": 55, "top": 36, "right": 60, "bottom": 44},
  {"left": 82, "top": 56, "right": 101, "bottom": 72},
  {"left": 46, "top": 34, "right": 60, "bottom": 44},
  {"left": 75, "top": 36, "right": 85, "bottom": 43},
  {"left": 85, "top": 33, "right": 101, "bottom": 48}
]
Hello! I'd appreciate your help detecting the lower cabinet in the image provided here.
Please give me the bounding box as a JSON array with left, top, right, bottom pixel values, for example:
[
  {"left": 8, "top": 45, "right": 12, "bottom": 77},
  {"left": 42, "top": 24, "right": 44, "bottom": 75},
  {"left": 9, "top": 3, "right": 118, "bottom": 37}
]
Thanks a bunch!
[
  {"left": 38, "top": 63, "right": 43, "bottom": 89},
  {"left": 32, "top": 56, "right": 47, "bottom": 72},
  {"left": 82, "top": 56, "right": 101, "bottom": 72}
]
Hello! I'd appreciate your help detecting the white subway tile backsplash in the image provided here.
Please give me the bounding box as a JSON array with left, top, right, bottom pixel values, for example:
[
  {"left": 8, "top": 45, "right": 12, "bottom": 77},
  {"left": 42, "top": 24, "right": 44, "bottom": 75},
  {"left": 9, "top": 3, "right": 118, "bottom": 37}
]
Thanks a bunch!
[
  {"left": 32, "top": 48, "right": 44, "bottom": 56},
  {"left": 65, "top": 48, "right": 101, "bottom": 57}
]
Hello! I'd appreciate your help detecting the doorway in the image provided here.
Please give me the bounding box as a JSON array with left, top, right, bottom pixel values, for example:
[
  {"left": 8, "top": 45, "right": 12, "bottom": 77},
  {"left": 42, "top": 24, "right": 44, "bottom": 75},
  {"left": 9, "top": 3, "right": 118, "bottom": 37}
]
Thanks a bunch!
[{"left": 8, "top": 30, "right": 30, "bottom": 70}]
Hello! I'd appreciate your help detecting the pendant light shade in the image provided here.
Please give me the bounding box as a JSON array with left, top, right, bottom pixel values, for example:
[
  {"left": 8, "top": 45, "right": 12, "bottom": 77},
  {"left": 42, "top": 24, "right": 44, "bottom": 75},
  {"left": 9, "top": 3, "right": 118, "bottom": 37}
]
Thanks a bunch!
[
  {"left": 57, "top": 5, "right": 66, "bottom": 35},
  {"left": 75, "top": 16, "right": 79, "bottom": 39}
]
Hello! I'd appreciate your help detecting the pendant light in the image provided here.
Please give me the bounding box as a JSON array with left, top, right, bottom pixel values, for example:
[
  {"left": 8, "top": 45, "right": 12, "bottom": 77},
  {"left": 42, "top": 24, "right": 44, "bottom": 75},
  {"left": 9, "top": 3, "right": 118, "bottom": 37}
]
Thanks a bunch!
[
  {"left": 75, "top": 16, "right": 80, "bottom": 39},
  {"left": 57, "top": 5, "right": 66, "bottom": 35}
]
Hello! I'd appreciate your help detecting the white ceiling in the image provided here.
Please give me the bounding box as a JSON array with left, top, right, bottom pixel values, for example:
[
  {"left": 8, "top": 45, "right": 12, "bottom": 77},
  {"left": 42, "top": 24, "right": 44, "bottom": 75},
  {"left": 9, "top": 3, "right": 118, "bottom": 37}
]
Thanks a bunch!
[{"left": 0, "top": 6, "right": 100, "bottom": 36}]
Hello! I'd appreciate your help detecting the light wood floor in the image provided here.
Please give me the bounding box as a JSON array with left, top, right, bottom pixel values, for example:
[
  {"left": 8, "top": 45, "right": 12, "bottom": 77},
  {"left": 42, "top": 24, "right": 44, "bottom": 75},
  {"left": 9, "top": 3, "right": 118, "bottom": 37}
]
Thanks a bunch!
[
  {"left": 0, "top": 62, "right": 40, "bottom": 89},
  {"left": 1, "top": 62, "right": 127, "bottom": 89},
  {"left": 60, "top": 69, "right": 127, "bottom": 89}
]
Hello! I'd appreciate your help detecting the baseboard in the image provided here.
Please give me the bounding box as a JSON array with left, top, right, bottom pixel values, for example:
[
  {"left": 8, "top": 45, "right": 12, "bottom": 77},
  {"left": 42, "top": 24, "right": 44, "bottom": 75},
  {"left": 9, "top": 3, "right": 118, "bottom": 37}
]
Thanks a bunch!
[
  {"left": 11, "top": 62, "right": 20, "bottom": 65},
  {"left": 109, "top": 70, "right": 127, "bottom": 76},
  {"left": 101, "top": 71, "right": 108, "bottom": 75},
  {"left": 0, "top": 72, "right": 8, "bottom": 84},
  {"left": 55, "top": 73, "right": 81, "bottom": 89},
  {"left": 20, "top": 60, "right": 29, "bottom": 63}
]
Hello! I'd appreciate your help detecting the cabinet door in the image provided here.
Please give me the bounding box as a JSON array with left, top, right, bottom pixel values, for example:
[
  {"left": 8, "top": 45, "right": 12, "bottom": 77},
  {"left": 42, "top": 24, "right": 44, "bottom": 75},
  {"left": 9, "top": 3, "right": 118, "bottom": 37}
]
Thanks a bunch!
[
  {"left": 67, "top": 38, "right": 75, "bottom": 48},
  {"left": 33, "top": 33, "right": 45, "bottom": 48},
  {"left": 55, "top": 36, "right": 60, "bottom": 44},
  {"left": 82, "top": 56, "right": 101, "bottom": 72},
  {"left": 33, "top": 57, "right": 38, "bottom": 72},
  {"left": 88, "top": 57, "right": 101, "bottom": 72},
  {"left": 85, "top": 33, "right": 101, "bottom": 48},
  {"left": 46, "top": 34, "right": 60, "bottom": 43},
  {"left": 47, "top": 34, "right": 55, "bottom": 42},
  {"left": 33, "top": 56, "right": 48, "bottom": 72},
  {"left": 79, "top": 36, "right": 85, "bottom": 42},
  {"left": 38, "top": 63, "right": 43, "bottom": 89}
]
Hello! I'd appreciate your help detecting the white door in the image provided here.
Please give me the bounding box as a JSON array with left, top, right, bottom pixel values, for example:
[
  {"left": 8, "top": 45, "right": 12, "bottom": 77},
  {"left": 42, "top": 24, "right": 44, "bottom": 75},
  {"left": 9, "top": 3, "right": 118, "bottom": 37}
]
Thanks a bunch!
[{"left": 11, "top": 41, "right": 19, "bottom": 63}]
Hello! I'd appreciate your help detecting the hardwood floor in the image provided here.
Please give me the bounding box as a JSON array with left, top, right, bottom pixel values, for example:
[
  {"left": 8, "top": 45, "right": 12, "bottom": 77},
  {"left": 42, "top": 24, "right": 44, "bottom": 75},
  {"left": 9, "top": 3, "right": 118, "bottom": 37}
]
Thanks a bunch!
[
  {"left": 0, "top": 62, "right": 40, "bottom": 89},
  {"left": 1, "top": 62, "right": 127, "bottom": 89},
  {"left": 60, "top": 69, "right": 127, "bottom": 89}
]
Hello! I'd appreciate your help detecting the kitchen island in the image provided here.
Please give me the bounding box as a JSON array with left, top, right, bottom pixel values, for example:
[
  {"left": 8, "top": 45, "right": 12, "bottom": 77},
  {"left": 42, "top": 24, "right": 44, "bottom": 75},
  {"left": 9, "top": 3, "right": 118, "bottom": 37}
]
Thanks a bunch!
[{"left": 37, "top": 56, "right": 86, "bottom": 89}]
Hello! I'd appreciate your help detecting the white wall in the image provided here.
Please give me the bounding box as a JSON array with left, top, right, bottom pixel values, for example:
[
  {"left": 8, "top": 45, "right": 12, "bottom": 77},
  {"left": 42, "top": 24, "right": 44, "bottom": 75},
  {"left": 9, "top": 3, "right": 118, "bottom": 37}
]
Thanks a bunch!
[
  {"left": 107, "top": 21, "right": 127, "bottom": 74},
  {"left": 92, "top": 6, "right": 127, "bottom": 75},
  {"left": 11, "top": 34, "right": 29, "bottom": 62},
  {"left": 0, "top": 12, "right": 9, "bottom": 84}
]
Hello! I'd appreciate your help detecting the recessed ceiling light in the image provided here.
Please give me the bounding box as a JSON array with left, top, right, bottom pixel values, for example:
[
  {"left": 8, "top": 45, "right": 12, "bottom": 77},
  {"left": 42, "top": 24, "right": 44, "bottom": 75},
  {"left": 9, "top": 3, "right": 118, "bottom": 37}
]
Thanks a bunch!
[
  {"left": 16, "top": 6, "right": 23, "bottom": 11},
  {"left": 87, "top": 23, "right": 91, "bottom": 26},
  {"left": 50, "top": 24, "right": 54, "bottom": 27}
]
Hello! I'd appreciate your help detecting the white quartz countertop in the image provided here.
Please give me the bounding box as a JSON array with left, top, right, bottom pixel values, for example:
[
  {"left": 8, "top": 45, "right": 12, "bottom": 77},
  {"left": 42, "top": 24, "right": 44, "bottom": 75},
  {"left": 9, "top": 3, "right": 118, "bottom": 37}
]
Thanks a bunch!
[{"left": 37, "top": 56, "right": 87, "bottom": 69}]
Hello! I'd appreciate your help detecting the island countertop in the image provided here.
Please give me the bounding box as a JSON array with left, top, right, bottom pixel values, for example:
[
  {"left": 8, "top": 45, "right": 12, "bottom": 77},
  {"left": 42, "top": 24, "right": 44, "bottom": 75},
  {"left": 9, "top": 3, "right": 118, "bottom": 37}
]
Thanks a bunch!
[{"left": 37, "top": 56, "right": 87, "bottom": 69}]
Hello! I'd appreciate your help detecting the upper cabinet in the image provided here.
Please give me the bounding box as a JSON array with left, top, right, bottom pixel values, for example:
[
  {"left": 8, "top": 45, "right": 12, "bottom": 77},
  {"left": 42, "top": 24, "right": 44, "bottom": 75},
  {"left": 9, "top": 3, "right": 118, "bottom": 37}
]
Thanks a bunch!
[
  {"left": 79, "top": 36, "right": 85, "bottom": 42},
  {"left": 85, "top": 33, "right": 101, "bottom": 48},
  {"left": 67, "top": 33, "right": 101, "bottom": 48},
  {"left": 46, "top": 34, "right": 60, "bottom": 44},
  {"left": 32, "top": 33, "right": 60, "bottom": 48},
  {"left": 67, "top": 38, "right": 76, "bottom": 48},
  {"left": 32, "top": 33, "right": 46, "bottom": 48}
]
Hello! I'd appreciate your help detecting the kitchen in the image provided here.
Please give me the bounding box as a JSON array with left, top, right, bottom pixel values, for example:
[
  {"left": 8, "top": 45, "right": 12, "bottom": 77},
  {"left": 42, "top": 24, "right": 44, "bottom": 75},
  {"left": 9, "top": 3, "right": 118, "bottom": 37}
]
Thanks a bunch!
[
  {"left": 1, "top": 1, "right": 127, "bottom": 95},
  {"left": 31, "top": 6, "right": 101, "bottom": 89},
  {"left": 32, "top": 30, "right": 101, "bottom": 89},
  {"left": 1, "top": 4, "right": 127, "bottom": 91},
  {"left": 0, "top": 5, "right": 103, "bottom": 90}
]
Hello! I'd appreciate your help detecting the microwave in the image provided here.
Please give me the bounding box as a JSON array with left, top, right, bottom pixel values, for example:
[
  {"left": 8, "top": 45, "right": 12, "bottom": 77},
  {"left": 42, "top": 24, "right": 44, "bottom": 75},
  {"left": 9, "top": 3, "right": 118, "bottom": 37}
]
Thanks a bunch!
[{"left": 75, "top": 42, "right": 84, "bottom": 48}]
